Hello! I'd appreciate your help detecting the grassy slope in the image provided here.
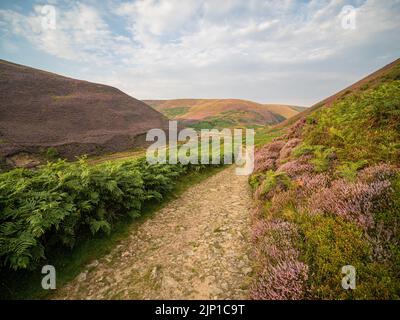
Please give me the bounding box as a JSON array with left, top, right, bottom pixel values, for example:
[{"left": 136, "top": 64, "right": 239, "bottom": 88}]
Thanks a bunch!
[
  {"left": 275, "top": 58, "right": 400, "bottom": 129},
  {"left": 289, "top": 106, "right": 308, "bottom": 113},
  {"left": 261, "top": 104, "right": 303, "bottom": 119},
  {"left": 250, "top": 59, "right": 400, "bottom": 299},
  {"left": 144, "top": 99, "right": 303, "bottom": 129}
]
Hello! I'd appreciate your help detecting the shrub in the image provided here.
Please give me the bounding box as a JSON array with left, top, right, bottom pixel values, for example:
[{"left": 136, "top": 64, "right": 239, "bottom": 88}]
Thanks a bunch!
[
  {"left": 254, "top": 158, "right": 275, "bottom": 173},
  {"left": 310, "top": 147, "right": 336, "bottom": 173},
  {"left": 278, "top": 138, "right": 302, "bottom": 162},
  {"left": 294, "top": 213, "right": 371, "bottom": 299},
  {"left": 248, "top": 173, "right": 263, "bottom": 190},
  {"left": 251, "top": 258, "right": 308, "bottom": 300},
  {"left": 363, "top": 81, "right": 400, "bottom": 130},
  {"left": 277, "top": 159, "right": 314, "bottom": 178},
  {"left": 296, "top": 173, "right": 331, "bottom": 198},
  {"left": 249, "top": 78, "right": 400, "bottom": 299},
  {"left": 45, "top": 147, "right": 59, "bottom": 160},
  {"left": 293, "top": 144, "right": 335, "bottom": 173},
  {"left": 287, "top": 118, "right": 307, "bottom": 139},
  {"left": 255, "top": 170, "right": 292, "bottom": 200},
  {"left": 254, "top": 141, "right": 285, "bottom": 173},
  {"left": 358, "top": 163, "right": 398, "bottom": 183},
  {"left": 292, "top": 144, "right": 323, "bottom": 158},
  {"left": 270, "top": 189, "right": 298, "bottom": 215},
  {"left": 309, "top": 178, "right": 392, "bottom": 230},
  {"left": 336, "top": 160, "right": 368, "bottom": 182},
  {"left": 250, "top": 219, "right": 308, "bottom": 300}
]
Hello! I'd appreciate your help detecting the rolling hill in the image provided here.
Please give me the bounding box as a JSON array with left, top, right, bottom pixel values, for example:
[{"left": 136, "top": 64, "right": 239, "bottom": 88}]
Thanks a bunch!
[
  {"left": 0, "top": 59, "right": 168, "bottom": 166},
  {"left": 144, "top": 99, "right": 304, "bottom": 129}
]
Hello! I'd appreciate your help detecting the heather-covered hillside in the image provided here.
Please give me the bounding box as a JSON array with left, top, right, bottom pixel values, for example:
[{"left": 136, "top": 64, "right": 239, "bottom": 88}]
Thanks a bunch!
[
  {"left": 250, "top": 59, "right": 400, "bottom": 299},
  {"left": 0, "top": 60, "right": 168, "bottom": 165}
]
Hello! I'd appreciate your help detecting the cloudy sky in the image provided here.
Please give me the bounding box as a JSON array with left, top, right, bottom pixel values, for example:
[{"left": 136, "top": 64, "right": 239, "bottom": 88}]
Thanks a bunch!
[{"left": 0, "top": 0, "right": 399, "bottom": 106}]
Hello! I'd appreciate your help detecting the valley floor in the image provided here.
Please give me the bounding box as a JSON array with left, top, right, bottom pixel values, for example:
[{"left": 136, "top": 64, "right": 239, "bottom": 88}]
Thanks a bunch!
[{"left": 53, "top": 166, "right": 253, "bottom": 299}]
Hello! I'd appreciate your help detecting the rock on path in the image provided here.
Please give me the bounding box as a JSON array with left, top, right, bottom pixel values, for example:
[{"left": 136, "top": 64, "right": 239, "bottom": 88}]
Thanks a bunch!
[{"left": 54, "top": 166, "right": 253, "bottom": 299}]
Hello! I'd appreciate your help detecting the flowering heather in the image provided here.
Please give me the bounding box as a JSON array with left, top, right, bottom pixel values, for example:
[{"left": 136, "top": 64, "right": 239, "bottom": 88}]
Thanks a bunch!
[
  {"left": 250, "top": 203, "right": 264, "bottom": 220},
  {"left": 254, "top": 158, "right": 275, "bottom": 173},
  {"left": 250, "top": 218, "right": 309, "bottom": 300},
  {"left": 267, "top": 141, "right": 286, "bottom": 153},
  {"left": 296, "top": 173, "right": 331, "bottom": 196},
  {"left": 256, "top": 219, "right": 298, "bottom": 251},
  {"left": 252, "top": 219, "right": 269, "bottom": 242},
  {"left": 309, "top": 179, "right": 392, "bottom": 229},
  {"left": 358, "top": 164, "right": 398, "bottom": 183},
  {"left": 365, "top": 223, "right": 396, "bottom": 263},
  {"left": 268, "top": 173, "right": 331, "bottom": 214},
  {"left": 270, "top": 189, "right": 298, "bottom": 214},
  {"left": 287, "top": 117, "right": 307, "bottom": 139},
  {"left": 251, "top": 258, "right": 309, "bottom": 300},
  {"left": 277, "top": 159, "right": 314, "bottom": 178},
  {"left": 254, "top": 141, "right": 285, "bottom": 172},
  {"left": 278, "top": 138, "right": 302, "bottom": 162}
]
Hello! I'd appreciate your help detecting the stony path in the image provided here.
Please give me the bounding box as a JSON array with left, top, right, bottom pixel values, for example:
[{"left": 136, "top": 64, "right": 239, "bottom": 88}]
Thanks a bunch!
[{"left": 54, "top": 166, "right": 253, "bottom": 300}]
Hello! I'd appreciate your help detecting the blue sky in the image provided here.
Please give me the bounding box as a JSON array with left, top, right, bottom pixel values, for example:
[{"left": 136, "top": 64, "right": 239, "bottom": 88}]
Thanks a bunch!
[{"left": 0, "top": 0, "right": 399, "bottom": 106}]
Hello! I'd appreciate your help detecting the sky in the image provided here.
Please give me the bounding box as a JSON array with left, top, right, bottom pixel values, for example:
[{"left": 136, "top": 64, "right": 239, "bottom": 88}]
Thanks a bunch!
[{"left": 0, "top": 0, "right": 399, "bottom": 106}]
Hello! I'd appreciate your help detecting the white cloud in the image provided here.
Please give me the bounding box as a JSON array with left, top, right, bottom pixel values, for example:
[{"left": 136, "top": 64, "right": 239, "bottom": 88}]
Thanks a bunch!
[
  {"left": 0, "top": 3, "right": 123, "bottom": 63},
  {"left": 0, "top": 0, "right": 399, "bottom": 105}
]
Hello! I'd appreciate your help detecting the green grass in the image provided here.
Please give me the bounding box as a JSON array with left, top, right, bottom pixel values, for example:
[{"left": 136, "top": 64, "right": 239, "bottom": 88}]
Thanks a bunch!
[
  {"left": 289, "top": 106, "right": 307, "bottom": 112},
  {"left": 288, "top": 209, "right": 399, "bottom": 299},
  {"left": 188, "top": 110, "right": 283, "bottom": 131},
  {"left": 161, "top": 106, "right": 190, "bottom": 119},
  {"left": 87, "top": 147, "right": 145, "bottom": 165},
  {"left": 190, "top": 118, "right": 237, "bottom": 130},
  {"left": 383, "top": 63, "right": 400, "bottom": 81},
  {"left": 299, "top": 81, "right": 400, "bottom": 165},
  {"left": 0, "top": 165, "right": 226, "bottom": 300},
  {"left": 254, "top": 127, "right": 286, "bottom": 146}
]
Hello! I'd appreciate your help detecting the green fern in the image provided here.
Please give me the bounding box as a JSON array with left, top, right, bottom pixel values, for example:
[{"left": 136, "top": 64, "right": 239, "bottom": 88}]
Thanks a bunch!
[
  {"left": 336, "top": 160, "right": 368, "bottom": 181},
  {"left": 0, "top": 150, "right": 227, "bottom": 270}
]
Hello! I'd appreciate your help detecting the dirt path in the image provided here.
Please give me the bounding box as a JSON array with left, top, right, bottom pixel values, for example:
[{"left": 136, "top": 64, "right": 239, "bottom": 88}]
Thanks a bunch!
[{"left": 54, "top": 166, "right": 253, "bottom": 300}]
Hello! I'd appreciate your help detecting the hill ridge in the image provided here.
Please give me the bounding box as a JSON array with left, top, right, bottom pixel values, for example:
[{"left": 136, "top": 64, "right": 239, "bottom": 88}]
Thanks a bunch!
[{"left": 144, "top": 98, "right": 305, "bottom": 129}]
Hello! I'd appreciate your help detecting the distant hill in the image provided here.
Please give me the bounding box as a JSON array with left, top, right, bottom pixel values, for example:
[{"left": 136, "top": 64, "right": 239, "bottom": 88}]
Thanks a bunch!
[
  {"left": 144, "top": 99, "right": 304, "bottom": 129},
  {"left": 0, "top": 59, "right": 168, "bottom": 165},
  {"left": 261, "top": 104, "right": 306, "bottom": 119}
]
